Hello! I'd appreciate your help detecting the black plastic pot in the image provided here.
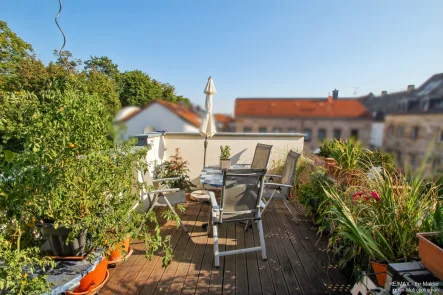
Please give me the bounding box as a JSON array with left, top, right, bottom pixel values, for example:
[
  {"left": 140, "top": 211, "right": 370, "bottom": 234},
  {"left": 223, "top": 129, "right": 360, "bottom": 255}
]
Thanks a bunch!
[{"left": 37, "top": 224, "right": 88, "bottom": 257}]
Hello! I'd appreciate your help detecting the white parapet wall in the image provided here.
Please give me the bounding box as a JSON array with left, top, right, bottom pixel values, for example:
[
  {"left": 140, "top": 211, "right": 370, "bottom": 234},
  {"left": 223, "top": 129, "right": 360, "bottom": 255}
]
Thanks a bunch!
[{"left": 160, "top": 132, "right": 305, "bottom": 185}]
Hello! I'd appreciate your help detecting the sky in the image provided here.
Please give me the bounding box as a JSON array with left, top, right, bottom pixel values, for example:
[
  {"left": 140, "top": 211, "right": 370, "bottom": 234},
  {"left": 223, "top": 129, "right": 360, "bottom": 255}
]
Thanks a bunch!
[{"left": 2, "top": 0, "right": 443, "bottom": 114}]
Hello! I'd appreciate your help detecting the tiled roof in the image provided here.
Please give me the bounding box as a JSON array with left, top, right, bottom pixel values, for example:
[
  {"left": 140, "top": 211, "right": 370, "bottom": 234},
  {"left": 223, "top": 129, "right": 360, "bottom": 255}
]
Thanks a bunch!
[
  {"left": 214, "top": 113, "right": 235, "bottom": 128},
  {"left": 235, "top": 97, "right": 372, "bottom": 119},
  {"left": 121, "top": 100, "right": 202, "bottom": 128}
]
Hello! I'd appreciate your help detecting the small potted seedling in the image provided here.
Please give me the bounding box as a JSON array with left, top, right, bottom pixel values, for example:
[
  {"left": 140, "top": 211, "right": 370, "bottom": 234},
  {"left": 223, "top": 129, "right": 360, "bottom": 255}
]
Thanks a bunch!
[{"left": 220, "top": 145, "right": 231, "bottom": 169}]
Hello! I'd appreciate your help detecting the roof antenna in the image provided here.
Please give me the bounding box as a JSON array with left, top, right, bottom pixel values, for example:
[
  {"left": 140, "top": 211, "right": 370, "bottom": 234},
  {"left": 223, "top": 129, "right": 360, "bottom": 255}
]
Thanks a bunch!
[
  {"left": 55, "top": 0, "right": 68, "bottom": 70},
  {"left": 353, "top": 87, "right": 359, "bottom": 97}
]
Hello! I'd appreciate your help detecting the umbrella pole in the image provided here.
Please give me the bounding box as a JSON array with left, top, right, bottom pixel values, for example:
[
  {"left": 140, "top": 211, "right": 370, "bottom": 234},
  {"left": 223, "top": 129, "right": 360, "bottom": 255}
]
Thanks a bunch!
[{"left": 203, "top": 135, "right": 208, "bottom": 168}]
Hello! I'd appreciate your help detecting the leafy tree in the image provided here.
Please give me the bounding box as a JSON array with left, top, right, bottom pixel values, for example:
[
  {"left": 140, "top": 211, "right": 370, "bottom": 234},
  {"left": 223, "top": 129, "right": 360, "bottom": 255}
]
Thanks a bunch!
[
  {"left": 52, "top": 49, "right": 82, "bottom": 73},
  {"left": 84, "top": 55, "right": 119, "bottom": 79},
  {"left": 0, "top": 20, "right": 33, "bottom": 76}
]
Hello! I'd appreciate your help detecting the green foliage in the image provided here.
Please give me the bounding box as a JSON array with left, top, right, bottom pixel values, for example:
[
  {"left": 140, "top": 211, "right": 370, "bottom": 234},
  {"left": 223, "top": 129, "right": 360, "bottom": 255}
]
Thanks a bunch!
[
  {"left": 84, "top": 56, "right": 120, "bottom": 79},
  {"left": 298, "top": 167, "right": 332, "bottom": 218},
  {"left": 220, "top": 145, "right": 231, "bottom": 160},
  {"left": 321, "top": 172, "right": 439, "bottom": 266},
  {"left": 0, "top": 20, "right": 33, "bottom": 77},
  {"left": 317, "top": 140, "right": 335, "bottom": 158},
  {"left": 119, "top": 70, "right": 190, "bottom": 107},
  {"left": 153, "top": 148, "right": 195, "bottom": 192},
  {"left": 0, "top": 88, "right": 172, "bottom": 293}
]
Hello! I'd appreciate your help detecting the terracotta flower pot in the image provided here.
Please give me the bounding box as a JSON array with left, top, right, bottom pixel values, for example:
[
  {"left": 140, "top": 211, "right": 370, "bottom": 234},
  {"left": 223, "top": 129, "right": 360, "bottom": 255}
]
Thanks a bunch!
[
  {"left": 66, "top": 258, "right": 109, "bottom": 294},
  {"left": 417, "top": 232, "right": 443, "bottom": 280},
  {"left": 220, "top": 159, "right": 231, "bottom": 169},
  {"left": 371, "top": 261, "right": 388, "bottom": 288},
  {"left": 107, "top": 237, "right": 130, "bottom": 263}
]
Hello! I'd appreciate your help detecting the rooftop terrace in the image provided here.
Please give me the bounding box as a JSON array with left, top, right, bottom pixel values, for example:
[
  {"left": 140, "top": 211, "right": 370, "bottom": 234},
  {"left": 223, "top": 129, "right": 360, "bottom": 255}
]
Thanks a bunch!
[{"left": 101, "top": 200, "right": 352, "bottom": 295}]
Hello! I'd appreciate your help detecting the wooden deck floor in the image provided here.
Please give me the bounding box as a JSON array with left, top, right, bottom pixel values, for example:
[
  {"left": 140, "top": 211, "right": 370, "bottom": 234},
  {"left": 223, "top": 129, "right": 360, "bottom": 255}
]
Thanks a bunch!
[{"left": 101, "top": 200, "right": 352, "bottom": 295}]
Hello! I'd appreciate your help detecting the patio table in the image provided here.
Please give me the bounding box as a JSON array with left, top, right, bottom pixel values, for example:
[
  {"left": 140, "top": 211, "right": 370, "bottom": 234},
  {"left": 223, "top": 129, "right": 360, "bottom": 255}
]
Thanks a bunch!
[
  {"left": 199, "top": 164, "right": 258, "bottom": 236},
  {"left": 199, "top": 164, "right": 244, "bottom": 187}
]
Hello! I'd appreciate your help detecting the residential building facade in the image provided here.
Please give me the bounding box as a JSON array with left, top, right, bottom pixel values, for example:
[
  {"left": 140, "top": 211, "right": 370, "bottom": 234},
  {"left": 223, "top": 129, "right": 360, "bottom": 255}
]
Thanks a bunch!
[
  {"left": 115, "top": 100, "right": 201, "bottom": 138},
  {"left": 214, "top": 113, "right": 236, "bottom": 132},
  {"left": 382, "top": 73, "right": 443, "bottom": 176},
  {"left": 234, "top": 93, "right": 373, "bottom": 152}
]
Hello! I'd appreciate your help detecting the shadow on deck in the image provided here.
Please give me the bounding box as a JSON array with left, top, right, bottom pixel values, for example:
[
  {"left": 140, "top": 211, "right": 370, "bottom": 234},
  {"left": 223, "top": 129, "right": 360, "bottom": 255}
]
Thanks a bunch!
[{"left": 101, "top": 200, "right": 352, "bottom": 295}]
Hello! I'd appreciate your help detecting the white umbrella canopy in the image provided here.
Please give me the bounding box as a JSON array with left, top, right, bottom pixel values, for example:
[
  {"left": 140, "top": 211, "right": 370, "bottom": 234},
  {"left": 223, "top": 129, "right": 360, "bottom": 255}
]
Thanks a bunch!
[
  {"left": 191, "top": 76, "right": 218, "bottom": 202},
  {"left": 199, "top": 76, "right": 217, "bottom": 137}
]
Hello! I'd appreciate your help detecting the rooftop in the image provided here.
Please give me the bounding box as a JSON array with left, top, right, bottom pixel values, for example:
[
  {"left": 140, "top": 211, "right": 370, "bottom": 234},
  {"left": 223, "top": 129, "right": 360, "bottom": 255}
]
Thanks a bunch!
[
  {"left": 119, "top": 100, "right": 202, "bottom": 128},
  {"left": 235, "top": 97, "right": 372, "bottom": 119}
]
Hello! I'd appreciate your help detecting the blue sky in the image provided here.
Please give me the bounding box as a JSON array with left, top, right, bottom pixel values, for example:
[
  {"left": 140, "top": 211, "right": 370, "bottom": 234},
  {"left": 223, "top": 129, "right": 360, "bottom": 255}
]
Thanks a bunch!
[{"left": 2, "top": 0, "right": 443, "bottom": 114}]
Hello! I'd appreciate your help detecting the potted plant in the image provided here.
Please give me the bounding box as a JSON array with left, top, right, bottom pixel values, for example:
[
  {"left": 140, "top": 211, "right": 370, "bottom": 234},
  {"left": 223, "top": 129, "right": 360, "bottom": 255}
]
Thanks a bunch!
[
  {"left": 220, "top": 145, "right": 231, "bottom": 169},
  {"left": 417, "top": 203, "right": 443, "bottom": 280},
  {"left": 0, "top": 88, "right": 174, "bottom": 294}
]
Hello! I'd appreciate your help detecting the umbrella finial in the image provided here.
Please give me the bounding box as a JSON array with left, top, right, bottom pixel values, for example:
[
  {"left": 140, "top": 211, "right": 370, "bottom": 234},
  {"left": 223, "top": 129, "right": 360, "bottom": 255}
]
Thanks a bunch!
[{"left": 209, "top": 76, "right": 212, "bottom": 79}]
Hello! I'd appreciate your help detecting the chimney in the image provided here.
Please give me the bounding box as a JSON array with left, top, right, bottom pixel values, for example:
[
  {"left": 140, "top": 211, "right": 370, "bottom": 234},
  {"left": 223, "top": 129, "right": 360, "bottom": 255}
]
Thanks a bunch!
[
  {"left": 407, "top": 85, "right": 415, "bottom": 92},
  {"left": 381, "top": 91, "right": 388, "bottom": 96},
  {"left": 332, "top": 89, "right": 339, "bottom": 100}
]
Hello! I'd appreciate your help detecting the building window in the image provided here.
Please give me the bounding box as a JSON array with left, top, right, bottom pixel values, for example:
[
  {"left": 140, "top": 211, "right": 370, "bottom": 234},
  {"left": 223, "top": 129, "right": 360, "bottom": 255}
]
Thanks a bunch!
[
  {"left": 333, "top": 129, "right": 341, "bottom": 140},
  {"left": 288, "top": 128, "right": 296, "bottom": 133},
  {"left": 411, "top": 126, "right": 419, "bottom": 140},
  {"left": 439, "top": 130, "right": 443, "bottom": 143},
  {"left": 396, "top": 125, "right": 404, "bottom": 137},
  {"left": 421, "top": 99, "right": 429, "bottom": 111},
  {"left": 396, "top": 151, "right": 402, "bottom": 163},
  {"left": 318, "top": 129, "right": 326, "bottom": 141},
  {"left": 304, "top": 129, "right": 312, "bottom": 142},
  {"left": 387, "top": 124, "right": 394, "bottom": 136},
  {"left": 409, "top": 153, "right": 415, "bottom": 166},
  {"left": 258, "top": 127, "right": 267, "bottom": 133},
  {"left": 433, "top": 158, "right": 441, "bottom": 172},
  {"left": 272, "top": 127, "right": 281, "bottom": 133},
  {"left": 350, "top": 129, "right": 359, "bottom": 140},
  {"left": 243, "top": 127, "right": 252, "bottom": 133}
]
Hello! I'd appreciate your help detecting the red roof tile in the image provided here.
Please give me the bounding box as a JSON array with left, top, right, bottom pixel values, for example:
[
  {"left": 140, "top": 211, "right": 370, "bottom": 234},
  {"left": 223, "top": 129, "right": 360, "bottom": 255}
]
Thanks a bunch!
[
  {"left": 121, "top": 100, "right": 201, "bottom": 128},
  {"left": 235, "top": 98, "right": 372, "bottom": 119},
  {"left": 214, "top": 113, "right": 235, "bottom": 128}
]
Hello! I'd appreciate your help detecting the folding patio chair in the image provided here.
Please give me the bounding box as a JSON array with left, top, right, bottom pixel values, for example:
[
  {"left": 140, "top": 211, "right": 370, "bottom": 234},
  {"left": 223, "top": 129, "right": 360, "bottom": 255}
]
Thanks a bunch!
[
  {"left": 261, "top": 150, "right": 301, "bottom": 215},
  {"left": 208, "top": 168, "right": 267, "bottom": 267},
  {"left": 138, "top": 170, "right": 188, "bottom": 232},
  {"left": 238, "top": 143, "right": 273, "bottom": 169}
]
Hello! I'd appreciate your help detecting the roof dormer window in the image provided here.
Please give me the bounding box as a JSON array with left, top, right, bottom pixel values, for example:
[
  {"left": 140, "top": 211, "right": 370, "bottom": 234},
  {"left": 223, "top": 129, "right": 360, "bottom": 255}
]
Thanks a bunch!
[
  {"left": 397, "top": 101, "right": 408, "bottom": 112},
  {"left": 421, "top": 98, "right": 430, "bottom": 111}
]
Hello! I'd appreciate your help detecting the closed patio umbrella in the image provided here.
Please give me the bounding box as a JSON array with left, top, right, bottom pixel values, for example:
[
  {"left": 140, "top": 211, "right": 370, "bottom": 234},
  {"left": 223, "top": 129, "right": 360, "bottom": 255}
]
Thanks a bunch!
[
  {"left": 199, "top": 76, "right": 217, "bottom": 168},
  {"left": 191, "top": 76, "right": 217, "bottom": 202}
]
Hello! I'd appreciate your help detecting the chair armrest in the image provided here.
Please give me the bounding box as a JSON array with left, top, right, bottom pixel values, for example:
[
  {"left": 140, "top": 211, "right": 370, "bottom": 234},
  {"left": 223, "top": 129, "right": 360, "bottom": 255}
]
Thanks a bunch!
[
  {"left": 265, "top": 174, "right": 282, "bottom": 178},
  {"left": 146, "top": 188, "right": 180, "bottom": 194},
  {"left": 152, "top": 176, "right": 181, "bottom": 183},
  {"left": 265, "top": 183, "right": 293, "bottom": 189},
  {"left": 209, "top": 191, "right": 219, "bottom": 210}
]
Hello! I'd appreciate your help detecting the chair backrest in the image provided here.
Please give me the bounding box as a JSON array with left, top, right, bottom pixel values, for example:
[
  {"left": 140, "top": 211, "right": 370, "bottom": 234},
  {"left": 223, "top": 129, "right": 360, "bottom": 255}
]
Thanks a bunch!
[
  {"left": 251, "top": 144, "right": 273, "bottom": 169},
  {"left": 280, "top": 151, "right": 301, "bottom": 197},
  {"left": 220, "top": 168, "right": 266, "bottom": 222}
]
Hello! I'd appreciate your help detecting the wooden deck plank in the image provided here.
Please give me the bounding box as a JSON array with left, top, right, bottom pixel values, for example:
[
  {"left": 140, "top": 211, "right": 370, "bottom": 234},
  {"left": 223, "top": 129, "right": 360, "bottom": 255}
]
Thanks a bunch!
[
  {"left": 261, "top": 213, "right": 289, "bottom": 295},
  {"left": 153, "top": 202, "right": 203, "bottom": 294},
  {"left": 271, "top": 203, "right": 329, "bottom": 295},
  {"left": 137, "top": 204, "right": 193, "bottom": 295},
  {"left": 281, "top": 202, "right": 344, "bottom": 295},
  {"left": 102, "top": 201, "right": 353, "bottom": 295},
  {"left": 194, "top": 213, "right": 215, "bottom": 295},
  {"left": 179, "top": 203, "right": 210, "bottom": 295},
  {"left": 245, "top": 225, "right": 262, "bottom": 295},
  {"left": 234, "top": 222, "right": 248, "bottom": 295},
  {"left": 207, "top": 221, "right": 228, "bottom": 294},
  {"left": 222, "top": 222, "right": 236, "bottom": 294},
  {"left": 265, "top": 204, "right": 303, "bottom": 295},
  {"left": 252, "top": 220, "right": 276, "bottom": 295},
  {"left": 167, "top": 203, "right": 205, "bottom": 294}
]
